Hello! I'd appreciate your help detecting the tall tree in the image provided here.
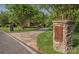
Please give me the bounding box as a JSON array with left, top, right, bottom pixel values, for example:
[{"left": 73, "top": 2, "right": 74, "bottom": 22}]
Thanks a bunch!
[
  {"left": 6, "top": 4, "right": 39, "bottom": 29},
  {"left": 39, "top": 4, "right": 79, "bottom": 29},
  {"left": 32, "top": 4, "right": 50, "bottom": 27},
  {"left": 0, "top": 12, "right": 9, "bottom": 27},
  {"left": 50, "top": 5, "right": 79, "bottom": 20}
]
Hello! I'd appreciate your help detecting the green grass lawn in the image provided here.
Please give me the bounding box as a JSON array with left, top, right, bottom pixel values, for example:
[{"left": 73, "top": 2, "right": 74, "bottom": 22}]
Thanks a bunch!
[
  {"left": 1, "top": 26, "right": 79, "bottom": 54},
  {"left": 13, "top": 27, "right": 36, "bottom": 32},
  {"left": 37, "top": 31, "right": 79, "bottom": 54},
  {"left": 0, "top": 27, "right": 37, "bottom": 32},
  {"left": 0, "top": 27, "right": 10, "bottom": 32}
]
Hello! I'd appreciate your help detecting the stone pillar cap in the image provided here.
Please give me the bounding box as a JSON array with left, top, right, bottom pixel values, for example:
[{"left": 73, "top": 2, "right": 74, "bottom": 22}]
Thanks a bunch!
[{"left": 52, "top": 20, "right": 74, "bottom": 23}]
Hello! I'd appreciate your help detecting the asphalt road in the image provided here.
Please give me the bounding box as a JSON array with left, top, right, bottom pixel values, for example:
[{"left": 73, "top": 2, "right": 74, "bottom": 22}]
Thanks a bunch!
[{"left": 0, "top": 31, "right": 36, "bottom": 54}]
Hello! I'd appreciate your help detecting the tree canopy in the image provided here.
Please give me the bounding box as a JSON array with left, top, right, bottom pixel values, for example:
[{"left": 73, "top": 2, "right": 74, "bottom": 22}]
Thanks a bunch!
[
  {"left": 2, "top": 4, "right": 79, "bottom": 29},
  {"left": 7, "top": 5, "right": 40, "bottom": 27},
  {"left": 0, "top": 12, "right": 8, "bottom": 27}
]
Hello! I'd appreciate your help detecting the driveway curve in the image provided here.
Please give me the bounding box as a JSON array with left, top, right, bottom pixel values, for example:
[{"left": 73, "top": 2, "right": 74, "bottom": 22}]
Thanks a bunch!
[{"left": 0, "top": 31, "right": 38, "bottom": 54}]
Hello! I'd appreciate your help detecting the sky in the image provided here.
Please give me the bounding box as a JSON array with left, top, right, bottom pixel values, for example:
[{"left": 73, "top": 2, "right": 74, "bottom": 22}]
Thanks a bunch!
[
  {"left": 0, "top": 4, "right": 49, "bottom": 15},
  {"left": 0, "top": 4, "right": 6, "bottom": 12}
]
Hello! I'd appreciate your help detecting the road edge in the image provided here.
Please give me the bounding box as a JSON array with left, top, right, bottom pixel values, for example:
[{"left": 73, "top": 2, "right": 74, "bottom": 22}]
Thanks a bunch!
[{"left": 2, "top": 31, "right": 41, "bottom": 54}]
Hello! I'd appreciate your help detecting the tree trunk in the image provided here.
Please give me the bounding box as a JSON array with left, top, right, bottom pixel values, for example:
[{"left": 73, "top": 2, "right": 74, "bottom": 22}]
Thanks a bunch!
[
  {"left": 9, "top": 23, "right": 14, "bottom": 32},
  {"left": 26, "top": 20, "right": 30, "bottom": 27}
]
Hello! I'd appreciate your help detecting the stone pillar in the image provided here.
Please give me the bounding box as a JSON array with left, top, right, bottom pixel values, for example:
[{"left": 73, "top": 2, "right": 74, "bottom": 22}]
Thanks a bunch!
[{"left": 53, "top": 20, "right": 74, "bottom": 53}]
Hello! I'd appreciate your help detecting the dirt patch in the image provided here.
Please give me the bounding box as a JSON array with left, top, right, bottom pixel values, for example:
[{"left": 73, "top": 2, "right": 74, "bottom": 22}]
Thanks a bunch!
[{"left": 9, "top": 31, "right": 44, "bottom": 51}]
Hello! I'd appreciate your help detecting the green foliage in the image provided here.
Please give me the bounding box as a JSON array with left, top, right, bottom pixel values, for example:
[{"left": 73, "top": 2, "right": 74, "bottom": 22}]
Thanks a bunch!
[
  {"left": 37, "top": 31, "right": 61, "bottom": 54},
  {"left": 70, "top": 33, "right": 79, "bottom": 54},
  {"left": 49, "top": 5, "right": 79, "bottom": 20},
  {"left": 0, "top": 12, "right": 9, "bottom": 27},
  {"left": 7, "top": 4, "right": 39, "bottom": 28},
  {"left": 0, "top": 27, "right": 9, "bottom": 32},
  {"left": 32, "top": 11, "right": 46, "bottom": 27},
  {"left": 0, "top": 26, "right": 38, "bottom": 32},
  {"left": 37, "top": 31, "right": 79, "bottom": 54},
  {"left": 32, "top": 5, "right": 51, "bottom": 27},
  {"left": 5, "top": 4, "right": 79, "bottom": 29},
  {"left": 40, "top": 4, "right": 79, "bottom": 27}
]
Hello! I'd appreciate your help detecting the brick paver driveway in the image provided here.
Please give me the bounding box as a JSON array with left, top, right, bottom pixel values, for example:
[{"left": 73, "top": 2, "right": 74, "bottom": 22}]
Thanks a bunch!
[{"left": 10, "top": 31, "right": 44, "bottom": 51}]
